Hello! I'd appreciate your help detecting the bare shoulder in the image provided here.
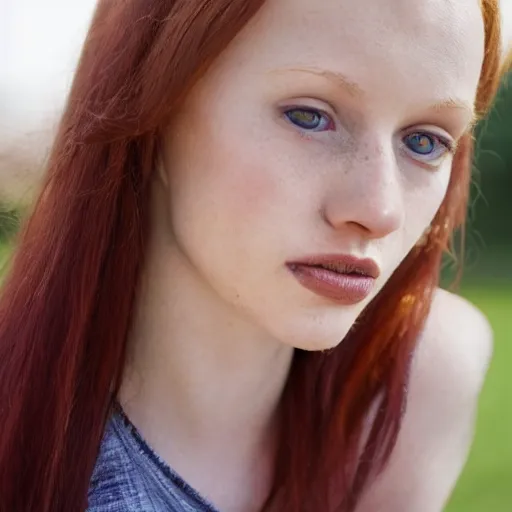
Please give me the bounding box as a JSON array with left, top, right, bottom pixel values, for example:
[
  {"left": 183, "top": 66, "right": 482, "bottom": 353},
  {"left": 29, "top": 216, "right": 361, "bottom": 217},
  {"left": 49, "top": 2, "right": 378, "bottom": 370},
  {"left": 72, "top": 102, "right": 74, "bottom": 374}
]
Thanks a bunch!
[
  {"left": 416, "top": 287, "right": 493, "bottom": 398},
  {"left": 355, "top": 288, "right": 493, "bottom": 512}
]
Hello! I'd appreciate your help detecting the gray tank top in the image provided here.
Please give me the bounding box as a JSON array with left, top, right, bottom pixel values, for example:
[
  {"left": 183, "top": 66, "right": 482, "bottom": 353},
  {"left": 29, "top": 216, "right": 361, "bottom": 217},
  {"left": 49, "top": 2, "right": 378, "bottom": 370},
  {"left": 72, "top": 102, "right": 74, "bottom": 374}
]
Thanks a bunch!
[{"left": 87, "top": 405, "right": 220, "bottom": 512}]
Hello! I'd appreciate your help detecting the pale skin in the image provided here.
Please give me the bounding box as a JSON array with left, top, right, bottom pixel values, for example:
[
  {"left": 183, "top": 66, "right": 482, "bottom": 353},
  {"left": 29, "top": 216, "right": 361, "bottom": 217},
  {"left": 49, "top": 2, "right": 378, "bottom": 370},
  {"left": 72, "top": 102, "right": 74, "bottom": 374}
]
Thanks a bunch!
[{"left": 119, "top": 0, "right": 492, "bottom": 511}]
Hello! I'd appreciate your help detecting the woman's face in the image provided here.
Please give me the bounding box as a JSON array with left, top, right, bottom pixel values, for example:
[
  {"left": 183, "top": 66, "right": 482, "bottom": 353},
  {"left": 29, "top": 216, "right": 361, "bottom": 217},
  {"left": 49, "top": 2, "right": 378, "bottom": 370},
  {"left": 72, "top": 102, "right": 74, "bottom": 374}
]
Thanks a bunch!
[{"left": 159, "top": 0, "right": 484, "bottom": 350}]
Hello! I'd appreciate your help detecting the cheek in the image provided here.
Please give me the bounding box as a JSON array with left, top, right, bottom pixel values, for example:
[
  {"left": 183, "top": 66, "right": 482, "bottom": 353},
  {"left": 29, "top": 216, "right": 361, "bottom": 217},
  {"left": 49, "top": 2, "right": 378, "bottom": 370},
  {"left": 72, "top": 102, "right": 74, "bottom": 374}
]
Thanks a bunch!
[
  {"left": 176, "top": 114, "right": 316, "bottom": 235},
  {"left": 166, "top": 132, "right": 264, "bottom": 215},
  {"left": 164, "top": 118, "right": 292, "bottom": 271},
  {"left": 403, "top": 166, "right": 451, "bottom": 245},
  {"left": 220, "top": 155, "right": 281, "bottom": 220}
]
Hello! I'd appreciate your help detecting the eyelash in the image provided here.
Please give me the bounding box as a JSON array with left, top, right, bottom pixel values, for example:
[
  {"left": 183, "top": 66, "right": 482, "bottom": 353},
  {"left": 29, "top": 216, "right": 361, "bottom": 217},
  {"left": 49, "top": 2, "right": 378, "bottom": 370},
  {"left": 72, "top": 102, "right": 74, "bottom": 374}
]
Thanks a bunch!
[
  {"left": 282, "top": 106, "right": 456, "bottom": 166},
  {"left": 283, "top": 106, "right": 335, "bottom": 132}
]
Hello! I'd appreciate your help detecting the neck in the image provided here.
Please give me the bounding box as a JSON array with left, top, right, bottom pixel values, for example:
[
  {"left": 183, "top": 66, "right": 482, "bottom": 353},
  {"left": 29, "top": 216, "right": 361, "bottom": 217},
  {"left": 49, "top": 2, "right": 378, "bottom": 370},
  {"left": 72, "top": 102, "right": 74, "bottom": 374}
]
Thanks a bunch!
[{"left": 119, "top": 203, "right": 293, "bottom": 511}]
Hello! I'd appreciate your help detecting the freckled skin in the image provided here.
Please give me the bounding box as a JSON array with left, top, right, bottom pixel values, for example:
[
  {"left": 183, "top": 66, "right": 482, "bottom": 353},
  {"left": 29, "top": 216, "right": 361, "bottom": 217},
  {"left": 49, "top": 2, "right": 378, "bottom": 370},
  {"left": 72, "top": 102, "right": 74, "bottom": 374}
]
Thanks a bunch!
[{"left": 157, "top": 0, "right": 484, "bottom": 352}]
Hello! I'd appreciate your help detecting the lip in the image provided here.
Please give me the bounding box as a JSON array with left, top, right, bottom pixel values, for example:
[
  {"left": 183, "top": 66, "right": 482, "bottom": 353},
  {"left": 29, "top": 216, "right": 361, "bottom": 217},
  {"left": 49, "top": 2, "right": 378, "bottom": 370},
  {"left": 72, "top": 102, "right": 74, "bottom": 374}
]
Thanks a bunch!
[{"left": 286, "top": 254, "right": 380, "bottom": 305}]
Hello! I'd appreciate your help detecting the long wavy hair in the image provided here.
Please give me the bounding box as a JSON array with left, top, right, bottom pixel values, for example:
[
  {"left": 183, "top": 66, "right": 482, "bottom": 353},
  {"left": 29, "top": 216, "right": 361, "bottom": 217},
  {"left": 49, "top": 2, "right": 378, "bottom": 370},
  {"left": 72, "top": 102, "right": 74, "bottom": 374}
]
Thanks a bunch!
[{"left": 0, "top": 1, "right": 506, "bottom": 511}]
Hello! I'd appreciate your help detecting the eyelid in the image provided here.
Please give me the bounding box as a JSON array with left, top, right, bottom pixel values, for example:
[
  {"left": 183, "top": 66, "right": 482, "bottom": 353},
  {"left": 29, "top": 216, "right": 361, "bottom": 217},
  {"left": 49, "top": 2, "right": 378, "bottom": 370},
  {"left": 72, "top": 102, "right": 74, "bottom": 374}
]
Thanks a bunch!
[
  {"left": 402, "top": 125, "right": 456, "bottom": 153},
  {"left": 281, "top": 104, "right": 336, "bottom": 133},
  {"left": 282, "top": 104, "right": 332, "bottom": 118},
  {"left": 279, "top": 98, "right": 337, "bottom": 119},
  {"left": 398, "top": 132, "right": 454, "bottom": 169}
]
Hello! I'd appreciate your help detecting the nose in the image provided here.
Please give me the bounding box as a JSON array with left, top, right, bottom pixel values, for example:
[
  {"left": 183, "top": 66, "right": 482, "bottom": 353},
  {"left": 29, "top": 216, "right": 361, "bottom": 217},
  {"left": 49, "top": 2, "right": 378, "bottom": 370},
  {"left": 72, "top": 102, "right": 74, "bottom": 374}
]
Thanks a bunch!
[{"left": 321, "top": 142, "right": 405, "bottom": 240}]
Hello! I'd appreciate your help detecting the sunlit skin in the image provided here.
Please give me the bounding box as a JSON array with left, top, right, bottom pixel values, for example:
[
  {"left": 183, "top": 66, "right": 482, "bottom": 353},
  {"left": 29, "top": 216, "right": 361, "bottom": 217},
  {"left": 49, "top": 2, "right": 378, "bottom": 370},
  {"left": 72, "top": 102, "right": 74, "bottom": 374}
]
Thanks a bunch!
[{"left": 119, "top": 0, "right": 491, "bottom": 510}]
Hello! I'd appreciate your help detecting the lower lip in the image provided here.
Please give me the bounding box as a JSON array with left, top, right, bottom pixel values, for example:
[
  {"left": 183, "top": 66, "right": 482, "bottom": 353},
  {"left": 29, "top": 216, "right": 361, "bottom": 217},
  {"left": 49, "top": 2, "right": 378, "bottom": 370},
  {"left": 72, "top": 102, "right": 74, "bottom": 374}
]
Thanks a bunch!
[{"left": 287, "top": 264, "right": 375, "bottom": 305}]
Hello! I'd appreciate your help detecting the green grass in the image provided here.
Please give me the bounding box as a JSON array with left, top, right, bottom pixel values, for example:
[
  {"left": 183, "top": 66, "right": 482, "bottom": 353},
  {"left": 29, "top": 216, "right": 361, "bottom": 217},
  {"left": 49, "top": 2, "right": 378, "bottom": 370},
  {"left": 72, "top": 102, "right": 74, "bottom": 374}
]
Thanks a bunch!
[
  {"left": 0, "top": 240, "right": 510, "bottom": 508},
  {"left": 0, "top": 242, "right": 7, "bottom": 262},
  {"left": 446, "top": 286, "right": 512, "bottom": 512},
  {"left": 0, "top": 241, "right": 12, "bottom": 279}
]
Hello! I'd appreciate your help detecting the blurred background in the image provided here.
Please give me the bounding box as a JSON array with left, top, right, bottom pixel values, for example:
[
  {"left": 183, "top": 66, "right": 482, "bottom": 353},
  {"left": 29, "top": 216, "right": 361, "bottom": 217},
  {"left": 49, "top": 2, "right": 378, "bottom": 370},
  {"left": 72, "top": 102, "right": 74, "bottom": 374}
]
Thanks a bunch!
[{"left": 1, "top": 1, "right": 511, "bottom": 510}]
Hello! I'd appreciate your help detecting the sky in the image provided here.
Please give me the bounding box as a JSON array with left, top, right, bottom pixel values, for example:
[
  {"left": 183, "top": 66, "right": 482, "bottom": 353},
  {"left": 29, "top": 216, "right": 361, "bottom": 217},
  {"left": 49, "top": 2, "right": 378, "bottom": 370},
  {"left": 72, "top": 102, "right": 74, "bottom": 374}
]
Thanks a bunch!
[
  {"left": 1, "top": 1, "right": 96, "bottom": 138},
  {"left": 1, "top": 0, "right": 512, "bottom": 144}
]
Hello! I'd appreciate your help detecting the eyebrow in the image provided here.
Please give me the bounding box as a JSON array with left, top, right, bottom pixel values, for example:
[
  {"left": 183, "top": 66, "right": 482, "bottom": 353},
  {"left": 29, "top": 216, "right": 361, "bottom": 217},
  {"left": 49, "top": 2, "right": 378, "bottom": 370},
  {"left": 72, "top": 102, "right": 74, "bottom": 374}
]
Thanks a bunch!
[
  {"left": 270, "top": 67, "right": 365, "bottom": 98},
  {"left": 271, "top": 66, "right": 476, "bottom": 124},
  {"left": 429, "top": 98, "right": 477, "bottom": 126}
]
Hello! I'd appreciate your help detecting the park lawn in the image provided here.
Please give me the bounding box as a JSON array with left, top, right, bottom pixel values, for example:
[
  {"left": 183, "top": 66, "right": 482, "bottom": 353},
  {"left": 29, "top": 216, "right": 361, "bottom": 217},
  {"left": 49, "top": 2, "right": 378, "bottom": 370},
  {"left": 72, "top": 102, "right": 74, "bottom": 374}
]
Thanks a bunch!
[
  {"left": 446, "top": 285, "right": 512, "bottom": 512},
  {"left": 0, "top": 239, "right": 510, "bottom": 509},
  {"left": 0, "top": 241, "right": 11, "bottom": 278}
]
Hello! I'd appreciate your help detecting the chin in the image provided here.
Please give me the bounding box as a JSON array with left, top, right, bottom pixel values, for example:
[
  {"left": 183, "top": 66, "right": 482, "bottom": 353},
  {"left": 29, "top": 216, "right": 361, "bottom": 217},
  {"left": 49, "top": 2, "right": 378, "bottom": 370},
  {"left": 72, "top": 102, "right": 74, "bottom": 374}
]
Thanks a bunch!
[
  {"left": 291, "top": 338, "right": 345, "bottom": 352},
  {"left": 275, "top": 313, "right": 355, "bottom": 352}
]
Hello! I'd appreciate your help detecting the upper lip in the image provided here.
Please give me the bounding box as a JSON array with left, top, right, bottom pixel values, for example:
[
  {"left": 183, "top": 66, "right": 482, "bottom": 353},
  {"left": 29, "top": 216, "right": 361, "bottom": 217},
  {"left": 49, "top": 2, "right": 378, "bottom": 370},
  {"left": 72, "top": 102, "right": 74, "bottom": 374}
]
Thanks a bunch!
[{"left": 287, "top": 254, "right": 381, "bottom": 279}]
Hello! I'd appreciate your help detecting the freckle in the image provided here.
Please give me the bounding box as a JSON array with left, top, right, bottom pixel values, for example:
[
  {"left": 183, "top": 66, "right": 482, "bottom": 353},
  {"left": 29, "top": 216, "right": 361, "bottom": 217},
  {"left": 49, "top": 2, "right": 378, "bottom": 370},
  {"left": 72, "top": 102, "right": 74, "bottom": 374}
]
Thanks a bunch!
[{"left": 364, "top": 155, "right": 370, "bottom": 162}]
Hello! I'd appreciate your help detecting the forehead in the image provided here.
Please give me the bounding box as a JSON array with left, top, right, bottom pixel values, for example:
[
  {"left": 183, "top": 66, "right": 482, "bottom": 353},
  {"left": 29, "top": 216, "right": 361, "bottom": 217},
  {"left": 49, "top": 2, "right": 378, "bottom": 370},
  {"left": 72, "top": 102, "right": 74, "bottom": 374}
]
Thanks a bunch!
[{"left": 229, "top": 0, "right": 485, "bottom": 109}]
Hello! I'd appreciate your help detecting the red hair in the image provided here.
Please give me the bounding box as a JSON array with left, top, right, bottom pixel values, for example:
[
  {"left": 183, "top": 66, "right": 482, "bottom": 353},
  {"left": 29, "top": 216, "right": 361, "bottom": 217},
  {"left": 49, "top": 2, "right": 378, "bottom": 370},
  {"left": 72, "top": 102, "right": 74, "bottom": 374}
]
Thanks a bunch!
[{"left": 0, "top": 1, "right": 506, "bottom": 510}]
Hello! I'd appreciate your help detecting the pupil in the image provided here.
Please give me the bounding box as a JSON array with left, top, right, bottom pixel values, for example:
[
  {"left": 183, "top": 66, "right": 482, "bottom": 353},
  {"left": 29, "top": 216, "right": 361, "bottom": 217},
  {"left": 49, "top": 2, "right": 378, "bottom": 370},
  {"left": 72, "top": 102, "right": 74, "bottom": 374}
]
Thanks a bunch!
[
  {"left": 409, "top": 133, "right": 433, "bottom": 154},
  {"left": 290, "top": 109, "right": 319, "bottom": 128}
]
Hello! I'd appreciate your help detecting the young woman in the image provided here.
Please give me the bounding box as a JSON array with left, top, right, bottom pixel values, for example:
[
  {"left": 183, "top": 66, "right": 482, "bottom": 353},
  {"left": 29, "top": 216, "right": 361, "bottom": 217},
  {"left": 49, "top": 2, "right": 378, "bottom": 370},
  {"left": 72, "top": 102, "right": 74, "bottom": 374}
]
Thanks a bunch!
[{"left": 0, "top": 0, "right": 508, "bottom": 511}]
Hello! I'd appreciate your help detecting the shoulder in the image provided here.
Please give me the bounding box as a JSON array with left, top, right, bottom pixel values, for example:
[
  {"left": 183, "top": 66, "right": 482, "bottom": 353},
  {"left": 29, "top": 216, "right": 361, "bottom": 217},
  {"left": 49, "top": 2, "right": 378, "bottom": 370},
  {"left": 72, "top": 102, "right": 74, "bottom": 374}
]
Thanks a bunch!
[
  {"left": 87, "top": 417, "right": 151, "bottom": 512},
  {"left": 355, "top": 288, "right": 493, "bottom": 512},
  {"left": 87, "top": 420, "right": 129, "bottom": 511},
  {"left": 415, "top": 287, "right": 493, "bottom": 401}
]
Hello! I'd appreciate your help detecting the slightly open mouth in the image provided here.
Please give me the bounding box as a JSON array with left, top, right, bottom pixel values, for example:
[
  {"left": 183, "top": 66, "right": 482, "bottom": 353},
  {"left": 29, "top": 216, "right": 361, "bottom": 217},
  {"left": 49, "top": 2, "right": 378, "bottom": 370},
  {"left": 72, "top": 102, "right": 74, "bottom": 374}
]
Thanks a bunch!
[
  {"left": 286, "top": 262, "right": 375, "bottom": 305},
  {"left": 307, "top": 263, "right": 369, "bottom": 277}
]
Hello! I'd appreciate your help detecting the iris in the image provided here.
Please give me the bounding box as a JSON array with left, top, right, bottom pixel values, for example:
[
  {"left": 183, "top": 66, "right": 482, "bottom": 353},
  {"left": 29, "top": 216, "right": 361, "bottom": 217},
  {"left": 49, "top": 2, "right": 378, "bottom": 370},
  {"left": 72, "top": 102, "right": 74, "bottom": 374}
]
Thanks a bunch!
[
  {"left": 285, "top": 108, "right": 331, "bottom": 131},
  {"left": 404, "top": 133, "right": 435, "bottom": 155}
]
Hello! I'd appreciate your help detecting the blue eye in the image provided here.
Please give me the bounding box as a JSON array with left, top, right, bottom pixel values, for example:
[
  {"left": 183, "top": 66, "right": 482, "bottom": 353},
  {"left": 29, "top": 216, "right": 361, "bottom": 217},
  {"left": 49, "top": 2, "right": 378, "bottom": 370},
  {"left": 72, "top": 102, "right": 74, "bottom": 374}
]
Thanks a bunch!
[
  {"left": 402, "top": 131, "right": 452, "bottom": 164},
  {"left": 284, "top": 108, "right": 333, "bottom": 132},
  {"left": 405, "top": 133, "right": 436, "bottom": 154}
]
